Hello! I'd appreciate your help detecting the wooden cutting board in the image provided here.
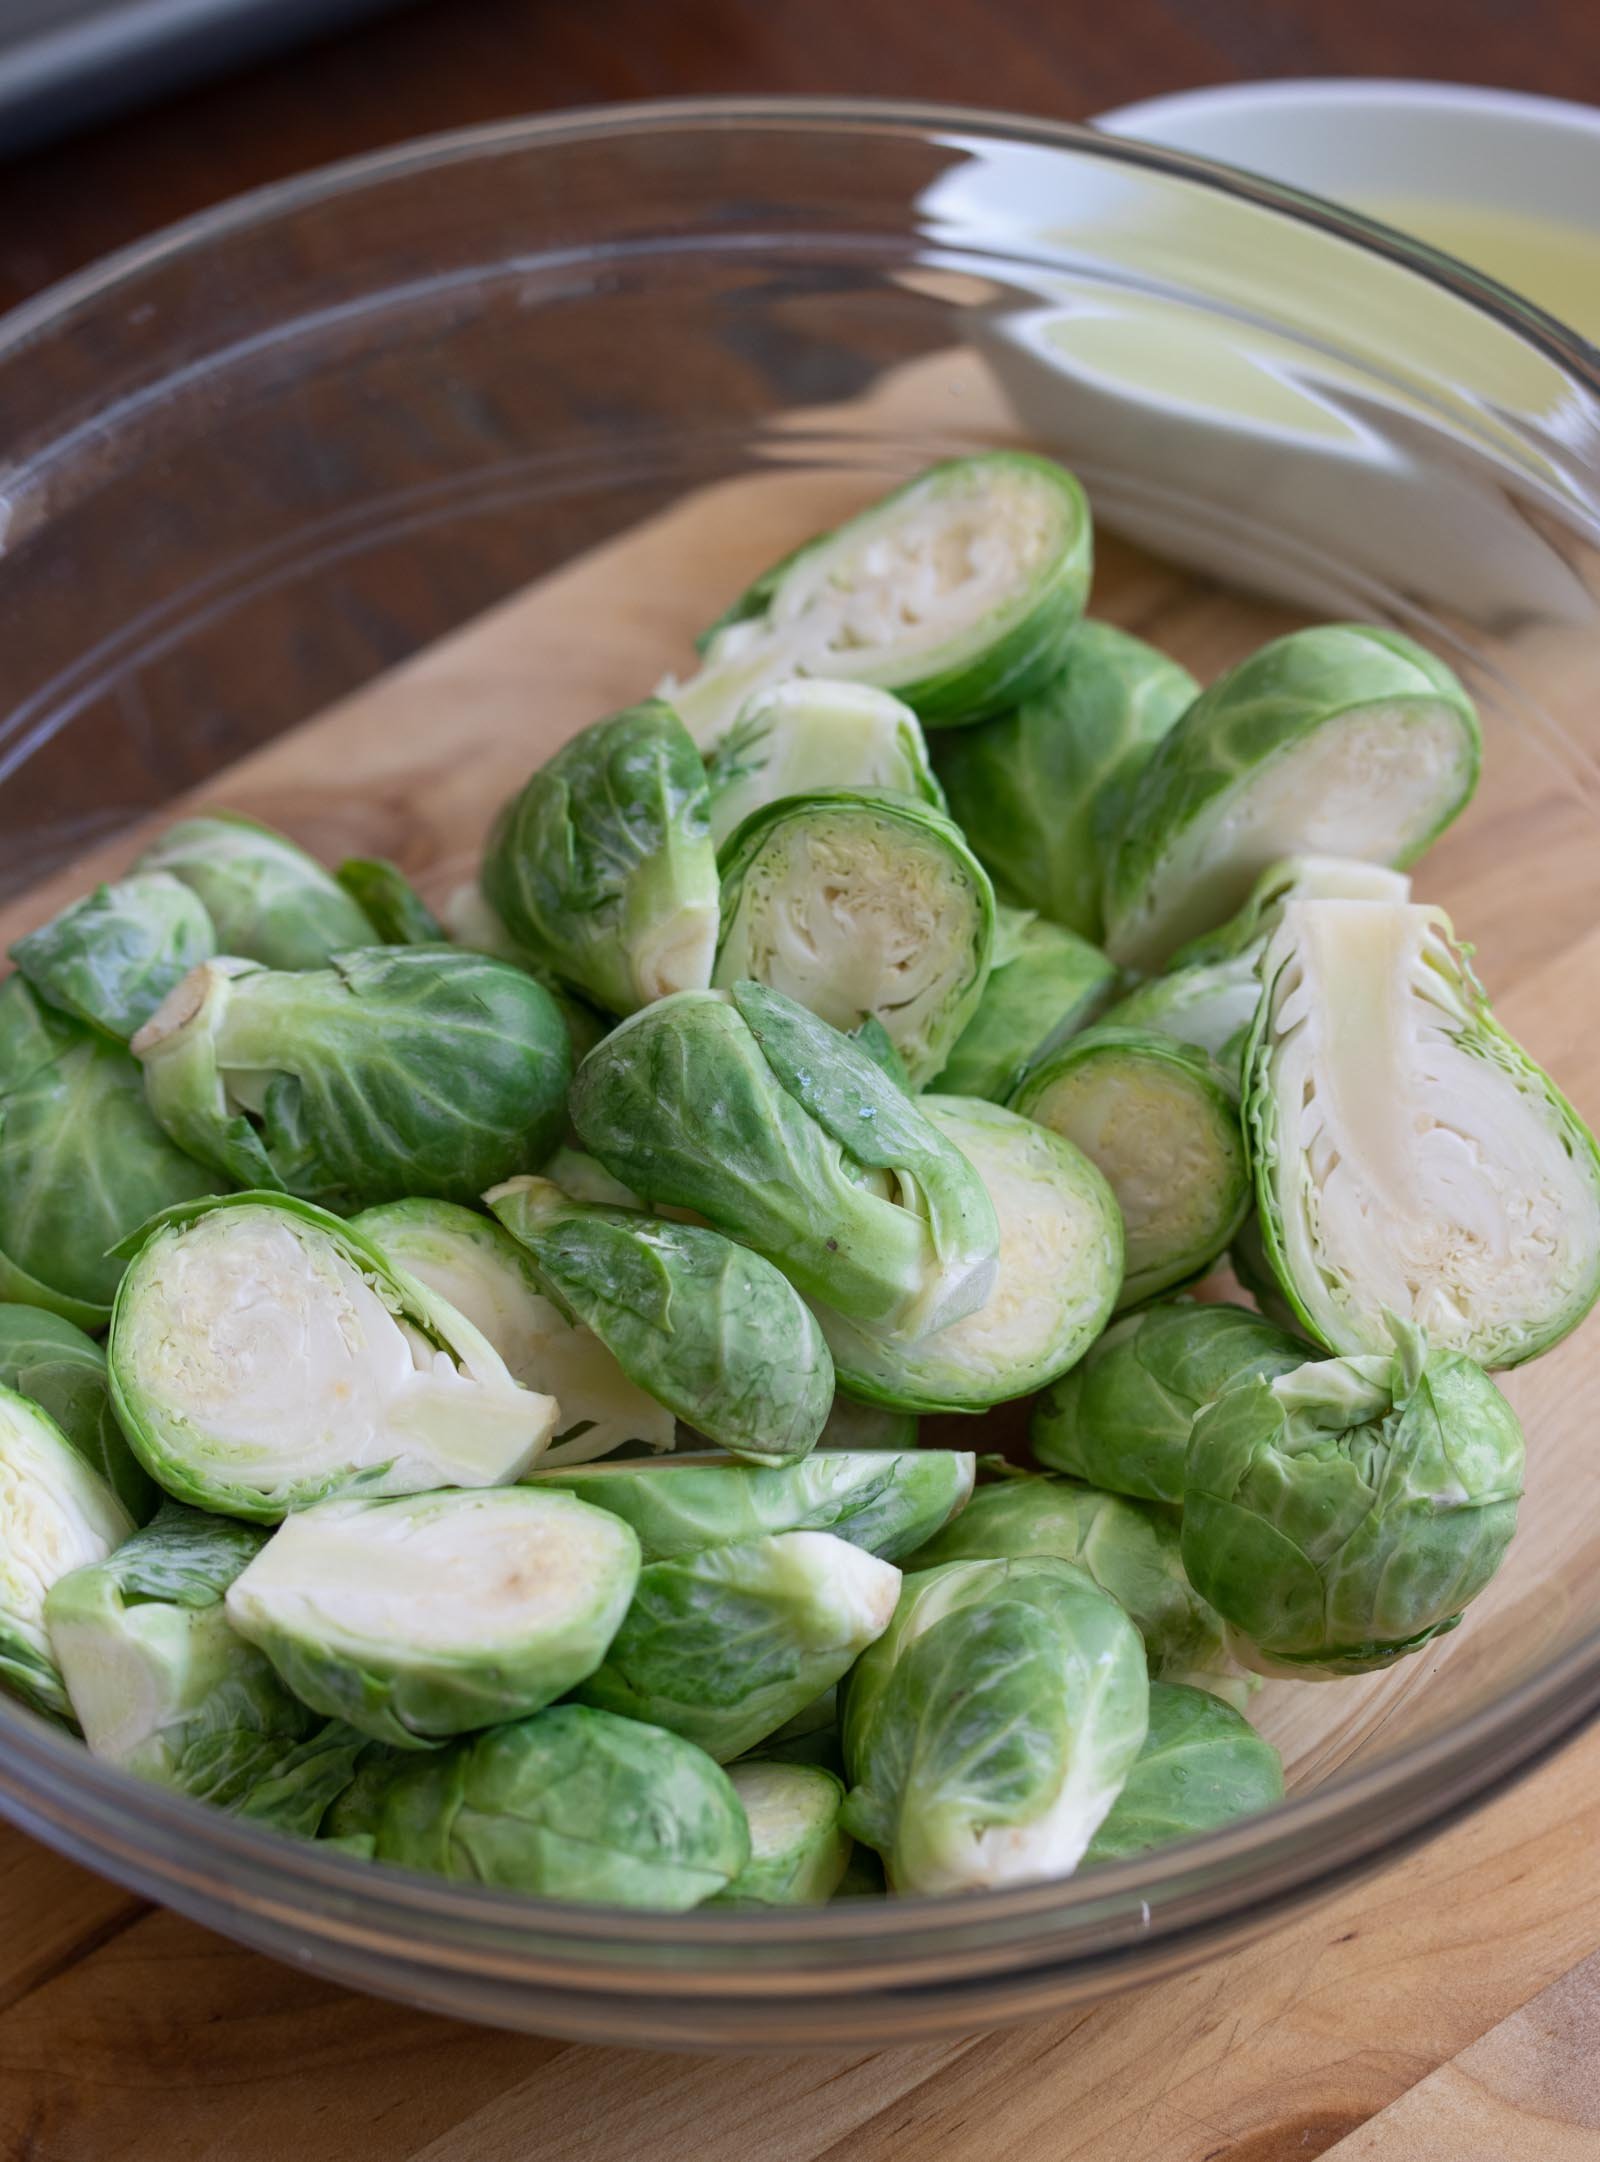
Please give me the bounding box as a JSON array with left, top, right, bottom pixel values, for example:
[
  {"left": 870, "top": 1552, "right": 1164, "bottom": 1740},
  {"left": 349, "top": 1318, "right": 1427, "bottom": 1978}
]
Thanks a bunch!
[{"left": 0, "top": 368, "right": 1596, "bottom": 2157}]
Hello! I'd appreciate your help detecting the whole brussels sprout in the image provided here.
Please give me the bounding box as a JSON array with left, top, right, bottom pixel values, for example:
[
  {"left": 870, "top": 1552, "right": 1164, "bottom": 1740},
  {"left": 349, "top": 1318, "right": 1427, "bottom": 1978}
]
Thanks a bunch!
[
  {"left": 10, "top": 873, "right": 216, "bottom": 1041},
  {"left": 1182, "top": 1323, "right": 1524, "bottom": 1677},
  {"left": 1102, "top": 625, "right": 1480, "bottom": 969},
  {"left": 569, "top": 982, "right": 1000, "bottom": 1339},
  {"left": 1246, "top": 897, "right": 1600, "bottom": 1367},
  {"left": 108, "top": 1194, "right": 558, "bottom": 1522},
  {"left": 440, "top": 886, "right": 613, "bottom": 1063},
  {"left": 705, "top": 679, "right": 944, "bottom": 849},
  {"left": 1084, "top": 1683, "right": 1283, "bottom": 1864},
  {"left": 932, "top": 620, "right": 1198, "bottom": 941},
  {"left": 131, "top": 947, "right": 571, "bottom": 1214},
  {"left": 1012, "top": 1026, "right": 1249, "bottom": 1309},
  {"left": 712, "top": 1761, "right": 853, "bottom": 1905},
  {"left": 669, "top": 453, "right": 1093, "bottom": 747},
  {"left": 0, "top": 1305, "right": 156, "bottom": 1523},
  {"left": 482, "top": 698, "right": 719, "bottom": 1017},
  {"left": 815, "top": 1096, "right": 1122, "bottom": 1414},
  {"left": 714, "top": 790, "right": 995, "bottom": 1089},
  {"left": 487, "top": 1176, "right": 833, "bottom": 1468},
  {"left": 1032, "top": 1300, "right": 1309, "bottom": 1505},
  {"left": 929, "top": 908, "right": 1115, "bottom": 1102},
  {"left": 135, "top": 810, "right": 377, "bottom": 969},
  {"left": 841, "top": 1555, "right": 1148, "bottom": 1892},
  {"left": 334, "top": 858, "right": 445, "bottom": 945}
]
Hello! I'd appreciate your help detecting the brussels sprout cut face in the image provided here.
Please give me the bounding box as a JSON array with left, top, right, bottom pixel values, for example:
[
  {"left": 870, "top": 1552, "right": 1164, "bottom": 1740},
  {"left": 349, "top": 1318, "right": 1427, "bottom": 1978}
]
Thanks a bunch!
[
  {"left": 1103, "top": 626, "right": 1481, "bottom": 969},
  {"left": 1014, "top": 1028, "right": 1249, "bottom": 1309},
  {"left": 1248, "top": 900, "right": 1600, "bottom": 1366},
  {"left": 705, "top": 680, "right": 943, "bottom": 849},
  {"left": 1084, "top": 1683, "right": 1283, "bottom": 1864},
  {"left": 817, "top": 1097, "right": 1123, "bottom": 1414},
  {"left": 10, "top": 873, "right": 216, "bottom": 1042},
  {"left": 929, "top": 911, "right": 1115, "bottom": 1103},
  {"left": 715, "top": 1761, "right": 853, "bottom": 1905},
  {"left": 136, "top": 811, "right": 377, "bottom": 969},
  {"left": 714, "top": 791, "right": 995, "bottom": 1089},
  {"left": 109, "top": 1197, "right": 557, "bottom": 1521},
  {"left": 226, "top": 1488, "right": 641, "bottom": 1746},
  {"left": 672, "top": 454, "right": 1092, "bottom": 747}
]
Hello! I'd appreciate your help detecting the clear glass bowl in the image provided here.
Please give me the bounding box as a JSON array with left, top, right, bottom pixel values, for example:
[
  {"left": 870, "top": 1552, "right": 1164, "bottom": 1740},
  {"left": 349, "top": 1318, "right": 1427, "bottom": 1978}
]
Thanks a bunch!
[{"left": 2, "top": 99, "right": 1599, "bottom": 2049}]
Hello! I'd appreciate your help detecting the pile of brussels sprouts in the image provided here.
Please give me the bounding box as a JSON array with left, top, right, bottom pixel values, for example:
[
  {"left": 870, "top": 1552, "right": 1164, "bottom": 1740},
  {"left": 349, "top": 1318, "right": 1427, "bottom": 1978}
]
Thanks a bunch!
[{"left": 2, "top": 451, "right": 1597, "bottom": 1910}]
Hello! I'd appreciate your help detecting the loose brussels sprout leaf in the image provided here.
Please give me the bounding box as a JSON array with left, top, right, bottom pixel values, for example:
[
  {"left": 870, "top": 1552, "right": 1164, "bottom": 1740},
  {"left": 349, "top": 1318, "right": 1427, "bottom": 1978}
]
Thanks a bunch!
[
  {"left": 1084, "top": 1682, "right": 1283, "bottom": 1863},
  {"left": 929, "top": 910, "right": 1116, "bottom": 1102},
  {"left": 1102, "top": 626, "right": 1481, "bottom": 969},
  {"left": 43, "top": 1500, "right": 328, "bottom": 1800},
  {"left": 817, "top": 1096, "right": 1122, "bottom": 1413},
  {"left": 933, "top": 621, "right": 1198, "bottom": 940},
  {"left": 334, "top": 858, "right": 445, "bottom": 945},
  {"left": 712, "top": 1761, "right": 852, "bottom": 1905},
  {"left": 818, "top": 1397, "right": 920, "bottom": 1452},
  {"left": 353, "top": 1199, "right": 674, "bottom": 1468},
  {"left": 0, "top": 978, "right": 216, "bottom": 1331},
  {"left": 108, "top": 1194, "right": 558, "bottom": 1521},
  {"left": 236, "top": 1722, "right": 369, "bottom": 1838},
  {"left": 541, "top": 1146, "right": 644, "bottom": 1213},
  {"left": 570, "top": 982, "right": 1000, "bottom": 1338},
  {"left": 1182, "top": 1323, "right": 1524, "bottom": 1676},
  {"left": 906, "top": 1471, "right": 1241, "bottom": 1705},
  {"left": 10, "top": 873, "right": 216, "bottom": 1042},
  {"left": 488, "top": 1177, "right": 832, "bottom": 1469},
  {"left": 2, "top": 1386, "right": 135, "bottom": 1721},
  {"left": 845, "top": 1015, "right": 911, "bottom": 1089},
  {"left": 534, "top": 1448, "right": 973, "bottom": 1563},
  {"left": 136, "top": 810, "right": 377, "bottom": 968},
  {"left": 705, "top": 679, "right": 944, "bottom": 849},
  {"left": 363, "top": 1703, "right": 750, "bottom": 1907},
  {"left": 132, "top": 947, "right": 571, "bottom": 1214},
  {"left": 1032, "top": 1300, "right": 1309, "bottom": 1505},
  {"left": 482, "top": 698, "right": 719, "bottom": 1017},
  {"left": 841, "top": 1555, "right": 1148, "bottom": 1893},
  {"left": 1247, "top": 898, "right": 1600, "bottom": 1366},
  {"left": 0, "top": 1305, "right": 156, "bottom": 1523},
  {"left": 578, "top": 1529, "right": 901, "bottom": 1761},
  {"left": 226, "top": 1487, "right": 641, "bottom": 1748},
  {"left": 715, "top": 790, "right": 996, "bottom": 1090},
  {"left": 671, "top": 454, "right": 1093, "bottom": 746},
  {"left": 748, "top": 1685, "right": 845, "bottom": 1775},
  {"left": 1013, "top": 1026, "right": 1249, "bottom": 1310}
]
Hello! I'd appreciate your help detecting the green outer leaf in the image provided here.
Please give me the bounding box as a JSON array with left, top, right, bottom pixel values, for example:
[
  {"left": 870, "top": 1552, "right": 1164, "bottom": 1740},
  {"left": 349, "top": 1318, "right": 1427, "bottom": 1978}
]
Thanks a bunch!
[
  {"left": 1084, "top": 1682, "right": 1282, "bottom": 1863},
  {"left": 929, "top": 915, "right": 1116, "bottom": 1101},
  {"left": 482, "top": 699, "right": 719, "bottom": 1017},
  {"left": 933, "top": 620, "right": 1198, "bottom": 939},
  {"left": 1102, "top": 625, "right": 1481, "bottom": 969},
  {"left": 712, "top": 788, "right": 995, "bottom": 1090},
  {"left": 1012, "top": 1025, "right": 1250, "bottom": 1309},
  {"left": 0, "top": 1305, "right": 157, "bottom": 1522},
  {"left": 704, "top": 679, "right": 944, "bottom": 850},
  {"left": 136, "top": 810, "right": 377, "bottom": 969},
  {"left": 1031, "top": 1300, "right": 1309, "bottom": 1506},
  {"left": 334, "top": 859, "right": 446, "bottom": 945},
  {"left": 441, "top": 886, "right": 615, "bottom": 1063},
  {"left": 711, "top": 1761, "right": 852, "bottom": 1905},
  {"left": 369, "top": 1703, "right": 751, "bottom": 1907},
  {"left": 10, "top": 874, "right": 216, "bottom": 1042},
  {"left": 236, "top": 1724, "right": 369, "bottom": 1837}
]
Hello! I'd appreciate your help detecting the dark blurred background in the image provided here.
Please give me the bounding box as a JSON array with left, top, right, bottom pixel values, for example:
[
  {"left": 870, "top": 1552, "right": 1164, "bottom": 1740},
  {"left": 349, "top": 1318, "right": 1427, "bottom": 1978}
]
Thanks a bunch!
[{"left": 4, "top": 0, "right": 1600, "bottom": 316}]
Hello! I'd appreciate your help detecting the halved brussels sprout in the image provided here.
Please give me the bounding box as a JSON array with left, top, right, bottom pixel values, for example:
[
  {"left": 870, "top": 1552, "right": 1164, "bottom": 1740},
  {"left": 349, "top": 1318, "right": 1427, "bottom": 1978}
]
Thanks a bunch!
[
  {"left": 131, "top": 947, "right": 571, "bottom": 1214},
  {"left": 0, "top": 1305, "right": 156, "bottom": 1522},
  {"left": 487, "top": 1176, "right": 832, "bottom": 1468},
  {"left": 932, "top": 620, "right": 1198, "bottom": 940},
  {"left": 841, "top": 1555, "right": 1148, "bottom": 1893},
  {"left": 670, "top": 454, "right": 1093, "bottom": 747},
  {"left": 816, "top": 1096, "right": 1122, "bottom": 1413},
  {"left": 713, "top": 1761, "right": 853, "bottom": 1905},
  {"left": 482, "top": 698, "right": 719, "bottom": 1017},
  {"left": 533, "top": 1448, "right": 973, "bottom": 1563},
  {"left": 1084, "top": 1683, "right": 1283, "bottom": 1864},
  {"left": 905, "top": 1471, "right": 1242, "bottom": 1706},
  {"left": 0, "top": 977, "right": 216, "bottom": 1332},
  {"left": 44, "top": 1500, "right": 325, "bottom": 1799},
  {"left": 136, "top": 810, "right": 377, "bottom": 969},
  {"left": 817, "top": 1397, "right": 920, "bottom": 1452},
  {"left": 569, "top": 982, "right": 1000, "bottom": 1339},
  {"left": 713, "top": 790, "right": 994, "bottom": 1090},
  {"left": 0, "top": 1386, "right": 134, "bottom": 1720},
  {"left": 577, "top": 1529, "right": 901, "bottom": 1761},
  {"left": 226, "top": 1487, "right": 641, "bottom": 1747},
  {"left": 928, "top": 909, "right": 1116, "bottom": 1101},
  {"left": 358, "top": 1703, "right": 750, "bottom": 1907},
  {"left": 705, "top": 680, "right": 943, "bottom": 849},
  {"left": 1182, "top": 1323, "right": 1523, "bottom": 1677},
  {"left": 108, "top": 1194, "right": 558, "bottom": 1521},
  {"left": 1031, "top": 1300, "right": 1309, "bottom": 1506},
  {"left": 1248, "top": 898, "right": 1600, "bottom": 1366},
  {"left": 1102, "top": 625, "right": 1480, "bottom": 969},
  {"left": 334, "top": 858, "right": 445, "bottom": 945},
  {"left": 10, "top": 873, "right": 216, "bottom": 1041},
  {"left": 1012, "top": 1026, "right": 1249, "bottom": 1309}
]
